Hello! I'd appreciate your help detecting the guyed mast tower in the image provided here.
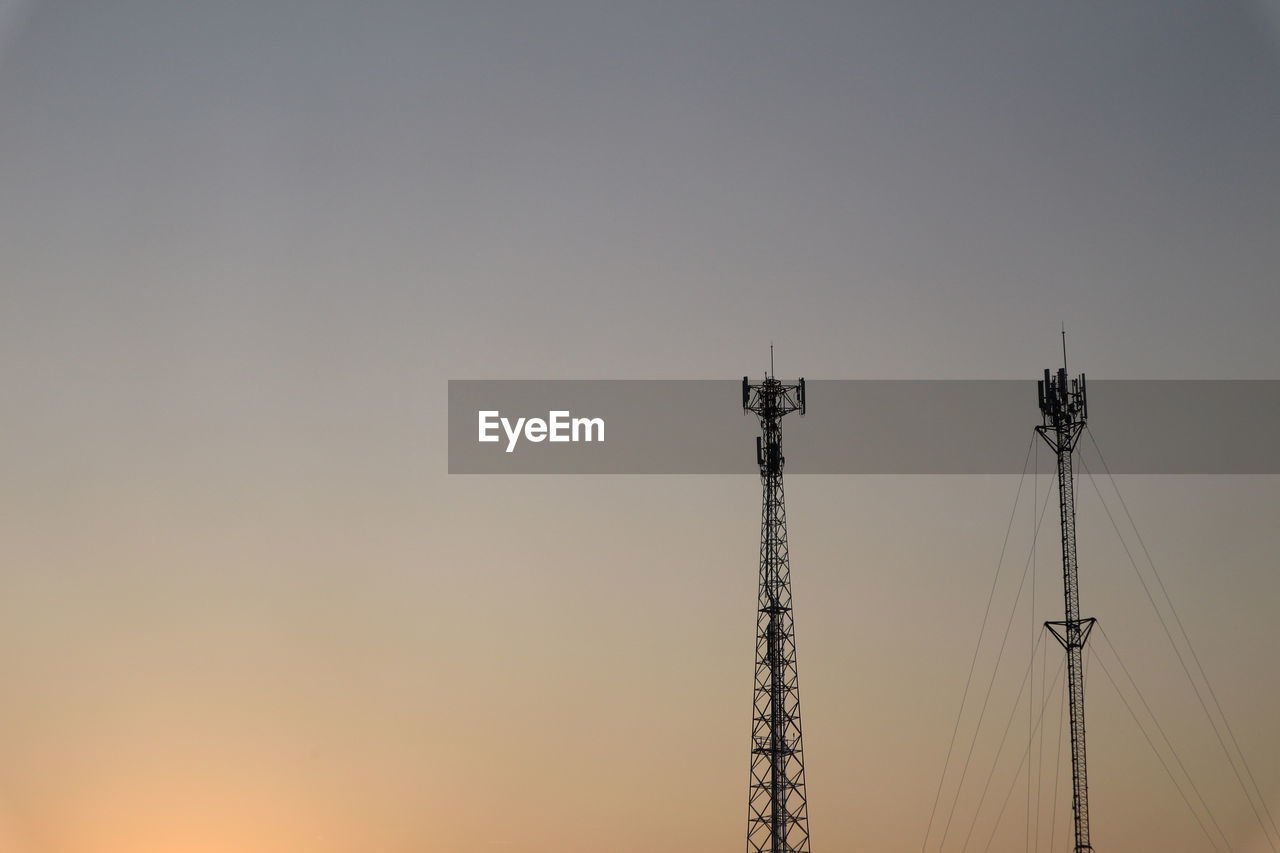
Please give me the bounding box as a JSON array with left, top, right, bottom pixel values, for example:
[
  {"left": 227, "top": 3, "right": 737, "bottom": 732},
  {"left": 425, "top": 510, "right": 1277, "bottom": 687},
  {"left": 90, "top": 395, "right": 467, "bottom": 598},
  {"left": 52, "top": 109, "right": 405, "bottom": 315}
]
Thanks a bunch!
[
  {"left": 743, "top": 366, "right": 810, "bottom": 853},
  {"left": 1036, "top": 356, "right": 1097, "bottom": 853}
]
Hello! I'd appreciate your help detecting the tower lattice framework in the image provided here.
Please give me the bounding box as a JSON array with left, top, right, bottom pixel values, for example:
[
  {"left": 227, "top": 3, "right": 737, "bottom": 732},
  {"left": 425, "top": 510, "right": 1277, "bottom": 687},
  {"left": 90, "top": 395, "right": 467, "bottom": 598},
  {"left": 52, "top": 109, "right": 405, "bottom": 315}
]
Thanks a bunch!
[
  {"left": 743, "top": 372, "right": 810, "bottom": 853},
  {"left": 1037, "top": 365, "right": 1096, "bottom": 853}
]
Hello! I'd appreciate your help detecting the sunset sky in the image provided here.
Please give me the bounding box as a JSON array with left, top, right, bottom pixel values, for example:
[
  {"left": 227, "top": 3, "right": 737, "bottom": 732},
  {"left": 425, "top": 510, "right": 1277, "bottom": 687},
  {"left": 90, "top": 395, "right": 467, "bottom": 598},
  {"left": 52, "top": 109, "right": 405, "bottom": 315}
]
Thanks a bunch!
[{"left": 1, "top": 2, "right": 1279, "bottom": 851}]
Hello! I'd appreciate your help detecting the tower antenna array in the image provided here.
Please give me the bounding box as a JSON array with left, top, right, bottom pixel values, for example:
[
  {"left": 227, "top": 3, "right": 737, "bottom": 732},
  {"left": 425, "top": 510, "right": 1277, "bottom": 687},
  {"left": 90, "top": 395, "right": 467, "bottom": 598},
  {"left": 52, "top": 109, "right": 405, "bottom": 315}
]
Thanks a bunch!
[
  {"left": 1036, "top": 354, "right": 1096, "bottom": 853},
  {"left": 742, "top": 367, "right": 810, "bottom": 853}
]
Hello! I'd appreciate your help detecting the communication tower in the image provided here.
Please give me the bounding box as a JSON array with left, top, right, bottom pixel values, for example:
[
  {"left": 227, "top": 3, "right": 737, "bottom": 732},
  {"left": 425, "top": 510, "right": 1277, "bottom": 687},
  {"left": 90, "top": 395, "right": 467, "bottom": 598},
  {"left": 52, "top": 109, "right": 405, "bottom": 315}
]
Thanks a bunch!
[
  {"left": 1037, "top": 357, "right": 1096, "bottom": 853},
  {"left": 742, "top": 366, "right": 811, "bottom": 853}
]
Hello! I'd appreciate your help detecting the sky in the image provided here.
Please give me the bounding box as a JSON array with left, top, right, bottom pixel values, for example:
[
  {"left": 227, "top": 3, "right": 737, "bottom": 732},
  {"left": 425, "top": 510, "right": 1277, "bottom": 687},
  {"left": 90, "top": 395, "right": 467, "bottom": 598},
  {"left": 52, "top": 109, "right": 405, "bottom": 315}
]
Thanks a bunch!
[{"left": 0, "top": 1, "right": 1278, "bottom": 851}]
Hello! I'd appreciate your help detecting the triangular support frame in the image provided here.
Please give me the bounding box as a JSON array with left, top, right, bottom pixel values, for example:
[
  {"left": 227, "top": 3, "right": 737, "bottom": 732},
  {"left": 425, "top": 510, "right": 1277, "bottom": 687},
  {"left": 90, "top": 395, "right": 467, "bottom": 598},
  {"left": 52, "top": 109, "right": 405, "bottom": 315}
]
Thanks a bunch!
[{"left": 1045, "top": 616, "right": 1097, "bottom": 651}]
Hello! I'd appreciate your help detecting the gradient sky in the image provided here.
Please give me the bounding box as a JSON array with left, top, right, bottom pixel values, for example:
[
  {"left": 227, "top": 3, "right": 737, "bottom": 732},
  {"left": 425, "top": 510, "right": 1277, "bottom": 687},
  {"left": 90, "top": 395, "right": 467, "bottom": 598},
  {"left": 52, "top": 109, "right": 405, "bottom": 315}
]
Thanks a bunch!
[{"left": 1, "top": 2, "right": 1278, "bottom": 851}]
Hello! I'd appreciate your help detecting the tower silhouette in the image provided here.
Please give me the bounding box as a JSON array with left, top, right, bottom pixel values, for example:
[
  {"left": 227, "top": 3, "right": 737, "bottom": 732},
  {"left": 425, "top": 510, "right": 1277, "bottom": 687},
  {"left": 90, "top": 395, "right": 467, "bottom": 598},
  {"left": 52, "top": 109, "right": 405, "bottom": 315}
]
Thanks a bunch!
[
  {"left": 1037, "top": 361, "right": 1096, "bottom": 853},
  {"left": 742, "top": 369, "right": 810, "bottom": 853}
]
